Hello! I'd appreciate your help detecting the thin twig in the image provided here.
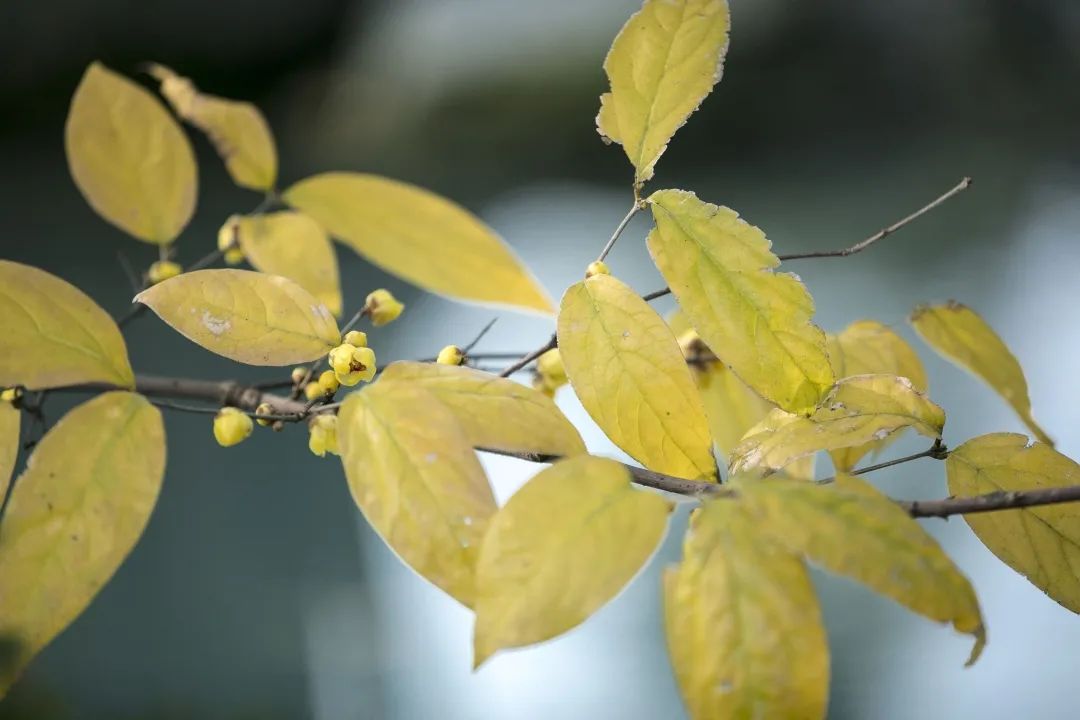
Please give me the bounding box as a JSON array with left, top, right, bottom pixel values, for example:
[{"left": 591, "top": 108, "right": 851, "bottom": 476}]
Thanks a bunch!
[
  {"left": 641, "top": 177, "right": 973, "bottom": 303},
  {"left": 817, "top": 442, "right": 948, "bottom": 484},
  {"left": 779, "top": 176, "right": 972, "bottom": 261},
  {"left": 596, "top": 201, "right": 642, "bottom": 263},
  {"left": 498, "top": 334, "right": 557, "bottom": 378},
  {"left": 462, "top": 318, "right": 499, "bottom": 354},
  {"left": 40, "top": 374, "right": 1080, "bottom": 520}
]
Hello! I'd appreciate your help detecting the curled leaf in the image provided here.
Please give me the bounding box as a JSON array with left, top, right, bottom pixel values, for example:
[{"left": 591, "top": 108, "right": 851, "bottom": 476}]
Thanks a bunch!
[
  {"left": 135, "top": 269, "right": 340, "bottom": 366},
  {"left": 729, "top": 374, "right": 945, "bottom": 476},
  {"left": 827, "top": 320, "right": 928, "bottom": 471},
  {"left": 147, "top": 63, "right": 277, "bottom": 191}
]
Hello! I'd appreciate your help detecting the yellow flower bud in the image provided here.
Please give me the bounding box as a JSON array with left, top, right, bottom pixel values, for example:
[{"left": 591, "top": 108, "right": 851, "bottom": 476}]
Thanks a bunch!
[
  {"left": 531, "top": 373, "right": 557, "bottom": 398},
  {"left": 536, "top": 348, "right": 567, "bottom": 385},
  {"left": 364, "top": 289, "right": 404, "bottom": 327},
  {"left": 328, "top": 343, "right": 358, "bottom": 375},
  {"left": 343, "top": 330, "right": 368, "bottom": 348},
  {"left": 255, "top": 402, "right": 274, "bottom": 427},
  {"left": 147, "top": 260, "right": 182, "bottom": 284},
  {"left": 308, "top": 414, "right": 340, "bottom": 457},
  {"left": 318, "top": 370, "right": 340, "bottom": 395},
  {"left": 213, "top": 407, "right": 253, "bottom": 447},
  {"left": 224, "top": 248, "right": 245, "bottom": 266},
  {"left": 1, "top": 387, "right": 22, "bottom": 404},
  {"left": 303, "top": 381, "right": 323, "bottom": 401},
  {"left": 437, "top": 345, "right": 465, "bottom": 366},
  {"left": 335, "top": 346, "right": 377, "bottom": 386},
  {"left": 217, "top": 215, "right": 241, "bottom": 251},
  {"left": 585, "top": 260, "right": 610, "bottom": 278},
  {"left": 291, "top": 367, "right": 309, "bottom": 385}
]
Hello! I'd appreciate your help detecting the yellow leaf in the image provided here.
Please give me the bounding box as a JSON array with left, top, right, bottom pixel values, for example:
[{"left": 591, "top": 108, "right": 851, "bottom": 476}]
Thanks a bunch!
[
  {"left": 0, "top": 403, "right": 18, "bottom": 503},
  {"left": 598, "top": 0, "right": 731, "bottom": 185},
  {"left": 378, "top": 362, "right": 585, "bottom": 458},
  {"left": 558, "top": 274, "right": 715, "bottom": 480},
  {"left": 910, "top": 301, "right": 1051, "bottom": 445},
  {"left": 695, "top": 362, "right": 772, "bottom": 462},
  {"left": 65, "top": 62, "right": 196, "bottom": 244},
  {"left": 648, "top": 190, "right": 834, "bottom": 413},
  {"left": 729, "top": 374, "right": 945, "bottom": 476},
  {"left": 337, "top": 382, "right": 496, "bottom": 607},
  {"left": 0, "top": 392, "right": 165, "bottom": 694},
  {"left": 947, "top": 433, "right": 1080, "bottom": 613},
  {"left": 0, "top": 260, "right": 134, "bottom": 389},
  {"left": 665, "top": 499, "right": 829, "bottom": 720},
  {"left": 147, "top": 64, "right": 277, "bottom": 191},
  {"left": 737, "top": 474, "right": 985, "bottom": 664},
  {"left": 474, "top": 456, "right": 669, "bottom": 666},
  {"left": 283, "top": 173, "right": 553, "bottom": 314},
  {"left": 827, "top": 320, "right": 928, "bottom": 471},
  {"left": 233, "top": 211, "right": 342, "bottom": 316},
  {"left": 135, "top": 269, "right": 340, "bottom": 366}
]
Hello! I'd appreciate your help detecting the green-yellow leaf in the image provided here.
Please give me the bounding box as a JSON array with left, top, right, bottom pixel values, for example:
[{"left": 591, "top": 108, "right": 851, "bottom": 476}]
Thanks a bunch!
[
  {"left": 283, "top": 173, "right": 553, "bottom": 314},
  {"left": 0, "top": 260, "right": 134, "bottom": 389},
  {"left": 729, "top": 374, "right": 945, "bottom": 476},
  {"left": 474, "top": 456, "right": 669, "bottom": 666},
  {"left": 827, "top": 320, "right": 928, "bottom": 471},
  {"left": 558, "top": 274, "right": 715, "bottom": 480},
  {"left": 135, "top": 269, "right": 340, "bottom": 366},
  {"left": 0, "top": 403, "right": 18, "bottom": 503},
  {"left": 947, "top": 433, "right": 1080, "bottom": 613},
  {"left": 233, "top": 211, "right": 342, "bottom": 316},
  {"left": 648, "top": 190, "right": 834, "bottom": 413},
  {"left": 65, "top": 62, "right": 196, "bottom": 244},
  {"left": 597, "top": 0, "right": 731, "bottom": 185},
  {"left": 378, "top": 362, "right": 585, "bottom": 458},
  {"left": 736, "top": 474, "right": 985, "bottom": 664},
  {"left": 911, "top": 301, "right": 1051, "bottom": 445},
  {"left": 0, "top": 392, "right": 165, "bottom": 695},
  {"left": 337, "top": 382, "right": 496, "bottom": 607},
  {"left": 695, "top": 362, "right": 772, "bottom": 462},
  {"left": 664, "top": 499, "right": 829, "bottom": 720},
  {"left": 147, "top": 63, "right": 277, "bottom": 191}
]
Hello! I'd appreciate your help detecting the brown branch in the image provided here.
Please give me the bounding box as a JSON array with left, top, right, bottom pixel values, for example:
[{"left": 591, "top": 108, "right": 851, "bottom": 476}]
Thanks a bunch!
[
  {"left": 43, "top": 373, "right": 1080, "bottom": 521},
  {"left": 498, "top": 334, "right": 557, "bottom": 378},
  {"left": 641, "top": 176, "right": 973, "bottom": 302}
]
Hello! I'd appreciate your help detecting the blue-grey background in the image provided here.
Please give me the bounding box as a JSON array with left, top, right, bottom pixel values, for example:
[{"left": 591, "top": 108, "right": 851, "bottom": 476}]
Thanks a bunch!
[{"left": 2, "top": 0, "right": 1080, "bottom": 717}]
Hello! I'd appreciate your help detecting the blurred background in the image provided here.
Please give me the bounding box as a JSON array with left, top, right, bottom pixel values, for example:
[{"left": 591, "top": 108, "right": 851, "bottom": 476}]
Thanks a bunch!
[{"left": 2, "top": 0, "right": 1080, "bottom": 717}]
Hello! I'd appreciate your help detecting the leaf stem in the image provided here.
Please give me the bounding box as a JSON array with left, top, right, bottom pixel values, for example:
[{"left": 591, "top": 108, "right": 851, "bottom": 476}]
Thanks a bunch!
[{"left": 596, "top": 200, "right": 643, "bottom": 263}]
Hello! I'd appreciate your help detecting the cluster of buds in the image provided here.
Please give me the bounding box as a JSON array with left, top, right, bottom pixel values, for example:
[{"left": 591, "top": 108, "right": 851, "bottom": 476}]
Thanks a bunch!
[
  {"left": 328, "top": 330, "right": 377, "bottom": 387},
  {"left": 533, "top": 348, "right": 568, "bottom": 398},
  {"left": 308, "top": 414, "right": 339, "bottom": 457}
]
